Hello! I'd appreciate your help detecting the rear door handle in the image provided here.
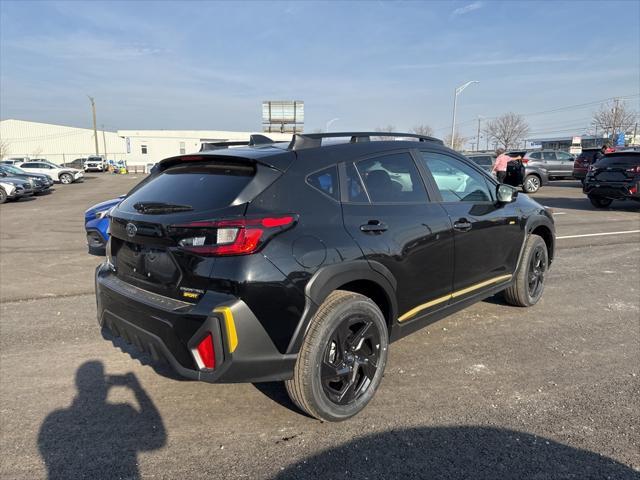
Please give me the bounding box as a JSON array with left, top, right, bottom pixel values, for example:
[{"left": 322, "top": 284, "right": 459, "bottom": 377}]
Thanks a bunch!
[
  {"left": 360, "top": 220, "right": 388, "bottom": 233},
  {"left": 453, "top": 219, "right": 472, "bottom": 232}
]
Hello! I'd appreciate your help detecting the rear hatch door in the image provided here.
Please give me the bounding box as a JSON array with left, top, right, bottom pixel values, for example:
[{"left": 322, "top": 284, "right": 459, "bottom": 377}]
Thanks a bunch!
[
  {"left": 109, "top": 155, "right": 286, "bottom": 301},
  {"left": 591, "top": 154, "right": 640, "bottom": 183}
]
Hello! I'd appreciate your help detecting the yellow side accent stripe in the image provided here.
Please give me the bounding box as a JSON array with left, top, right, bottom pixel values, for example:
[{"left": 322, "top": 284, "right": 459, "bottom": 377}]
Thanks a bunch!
[
  {"left": 398, "top": 274, "right": 512, "bottom": 323},
  {"left": 215, "top": 307, "right": 238, "bottom": 353}
]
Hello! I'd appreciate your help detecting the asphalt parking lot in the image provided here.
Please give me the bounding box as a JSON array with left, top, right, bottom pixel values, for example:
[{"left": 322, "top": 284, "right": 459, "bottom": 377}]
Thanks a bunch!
[{"left": 1, "top": 174, "right": 639, "bottom": 479}]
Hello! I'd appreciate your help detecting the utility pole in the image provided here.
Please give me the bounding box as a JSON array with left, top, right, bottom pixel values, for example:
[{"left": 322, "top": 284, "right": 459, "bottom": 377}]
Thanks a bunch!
[
  {"left": 101, "top": 125, "right": 107, "bottom": 160},
  {"left": 88, "top": 96, "right": 99, "bottom": 155},
  {"left": 476, "top": 116, "right": 482, "bottom": 151}
]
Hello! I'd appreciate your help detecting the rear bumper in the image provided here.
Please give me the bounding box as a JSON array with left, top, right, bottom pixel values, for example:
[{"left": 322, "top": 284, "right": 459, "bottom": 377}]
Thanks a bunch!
[
  {"left": 96, "top": 264, "right": 296, "bottom": 383},
  {"left": 583, "top": 180, "right": 640, "bottom": 200}
]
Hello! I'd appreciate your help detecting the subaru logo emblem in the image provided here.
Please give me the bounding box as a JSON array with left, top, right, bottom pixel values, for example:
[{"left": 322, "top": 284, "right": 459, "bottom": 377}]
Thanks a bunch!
[{"left": 126, "top": 222, "right": 137, "bottom": 238}]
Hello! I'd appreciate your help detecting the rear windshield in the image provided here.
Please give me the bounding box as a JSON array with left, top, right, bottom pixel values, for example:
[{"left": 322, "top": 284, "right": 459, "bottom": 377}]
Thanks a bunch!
[
  {"left": 594, "top": 154, "right": 640, "bottom": 168},
  {"left": 119, "top": 163, "right": 255, "bottom": 213},
  {"left": 470, "top": 155, "right": 492, "bottom": 165}
]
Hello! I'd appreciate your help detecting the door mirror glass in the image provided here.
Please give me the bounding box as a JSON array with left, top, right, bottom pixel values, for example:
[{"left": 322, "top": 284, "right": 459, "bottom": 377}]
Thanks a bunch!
[{"left": 496, "top": 184, "right": 517, "bottom": 203}]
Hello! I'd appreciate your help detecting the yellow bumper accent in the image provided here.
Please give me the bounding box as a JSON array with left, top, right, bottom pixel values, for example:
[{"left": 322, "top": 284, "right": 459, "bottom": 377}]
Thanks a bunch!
[
  {"left": 215, "top": 307, "right": 238, "bottom": 353},
  {"left": 398, "top": 274, "right": 512, "bottom": 323}
]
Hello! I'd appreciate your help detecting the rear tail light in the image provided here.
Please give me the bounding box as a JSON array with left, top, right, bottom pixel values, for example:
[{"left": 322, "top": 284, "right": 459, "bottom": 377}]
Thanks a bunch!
[
  {"left": 629, "top": 185, "right": 638, "bottom": 195},
  {"left": 170, "top": 215, "right": 297, "bottom": 256},
  {"left": 195, "top": 334, "right": 215, "bottom": 369},
  {"left": 625, "top": 165, "right": 640, "bottom": 174},
  {"left": 521, "top": 159, "right": 529, "bottom": 164}
]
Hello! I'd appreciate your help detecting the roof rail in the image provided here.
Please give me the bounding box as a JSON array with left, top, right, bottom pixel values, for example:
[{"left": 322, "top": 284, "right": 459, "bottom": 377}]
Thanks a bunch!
[
  {"left": 200, "top": 134, "right": 275, "bottom": 151},
  {"left": 288, "top": 132, "right": 443, "bottom": 151}
]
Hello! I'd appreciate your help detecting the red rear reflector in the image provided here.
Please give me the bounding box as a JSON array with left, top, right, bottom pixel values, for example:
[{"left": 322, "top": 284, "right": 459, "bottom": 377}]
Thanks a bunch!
[{"left": 196, "top": 334, "right": 215, "bottom": 369}]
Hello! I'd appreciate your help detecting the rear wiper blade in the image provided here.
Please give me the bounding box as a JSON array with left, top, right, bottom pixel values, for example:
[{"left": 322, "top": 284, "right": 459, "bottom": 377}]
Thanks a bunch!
[{"left": 133, "top": 202, "right": 193, "bottom": 214}]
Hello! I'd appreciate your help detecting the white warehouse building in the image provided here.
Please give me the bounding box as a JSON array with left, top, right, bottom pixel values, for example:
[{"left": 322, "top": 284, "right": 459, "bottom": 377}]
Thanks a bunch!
[{"left": 0, "top": 119, "right": 292, "bottom": 168}]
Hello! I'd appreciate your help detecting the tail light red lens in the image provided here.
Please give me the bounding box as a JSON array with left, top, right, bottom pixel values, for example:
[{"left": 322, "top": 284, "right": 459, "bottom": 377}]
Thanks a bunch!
[
  {"left": 521, "top": 159, "right": 529, "bottom": 164},
  {"left": 171, "top": 215, "right": 296, "bottom": 256},
  {"left": 196, "top": 334, "right": 215, "bottom": 369},
  {"left": 625, "top": 165, "right": 640, "bottom": 174}
]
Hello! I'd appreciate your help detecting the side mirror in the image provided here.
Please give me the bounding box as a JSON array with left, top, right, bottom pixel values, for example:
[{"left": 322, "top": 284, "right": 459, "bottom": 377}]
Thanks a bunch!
[{"left": 496, "top": 184, "right": 518, "bottom": 203}]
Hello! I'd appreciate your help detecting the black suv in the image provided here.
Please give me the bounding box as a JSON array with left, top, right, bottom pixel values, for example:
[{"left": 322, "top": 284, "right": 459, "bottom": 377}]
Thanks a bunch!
[
  {"left": 583, "top": 151, "right": 640, "bottom": 207},
  {"left": 96, "top": 132, "right": 555, "bottom": 421}
]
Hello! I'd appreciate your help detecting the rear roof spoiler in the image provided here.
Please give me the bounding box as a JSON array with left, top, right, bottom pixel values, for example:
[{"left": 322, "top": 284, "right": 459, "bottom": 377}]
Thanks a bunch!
[{"left": 200, "top": 134, "right": 275, "bottom": 151}]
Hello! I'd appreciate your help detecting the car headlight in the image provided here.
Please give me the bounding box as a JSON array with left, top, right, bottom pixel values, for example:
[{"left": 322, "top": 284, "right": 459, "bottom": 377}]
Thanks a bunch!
[{"left": 96, "top": 206, "right": 115, "bottom": 220}]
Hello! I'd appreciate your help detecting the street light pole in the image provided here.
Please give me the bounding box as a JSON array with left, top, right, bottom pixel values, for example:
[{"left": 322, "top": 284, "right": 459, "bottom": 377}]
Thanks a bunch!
[
  {"left": 88, "top": 96, "right": 99, "bottom": 156},
  {"left": 450, "top": 81, "right": 479, "bottom": 149},
  {"left": 326, "top": 118, "right": 340, "bottom": 132}
]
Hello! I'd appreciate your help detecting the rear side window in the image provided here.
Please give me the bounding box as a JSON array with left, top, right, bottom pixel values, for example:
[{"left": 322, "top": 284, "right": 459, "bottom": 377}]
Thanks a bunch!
[
  {"left": 355, "top": 153, "right": 427, "bottom": 203},
  {"left": 119, "top": 162, "right": 255, "bottom": 213},
  {"left": 542, "top": 152, "right": 556, "bottom": 160},
  {"left": 307, "top": 166, "right": 339, "bottom": 201}
]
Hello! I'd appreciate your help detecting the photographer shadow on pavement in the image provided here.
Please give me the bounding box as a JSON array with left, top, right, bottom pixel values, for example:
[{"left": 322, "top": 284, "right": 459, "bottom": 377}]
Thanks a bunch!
[
  {"left": 273, "top": 426, "right": 639, "bottom": 480},
  {"left": 38, "top": 361, "right": 166, "bottom": 480}
]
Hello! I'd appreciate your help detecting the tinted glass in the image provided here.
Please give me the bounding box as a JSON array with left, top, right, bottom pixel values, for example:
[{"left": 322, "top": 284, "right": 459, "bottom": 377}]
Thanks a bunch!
[
  {"left": 355, "top": 153, "right": 426, "bottom": 203},
  {"left": 307, "top": 166, "right": 339, "bottom": 200},
  {"left": 119, "top": 162, "right": 255, "bottom": 213},
  {"left": 529, "top": 152, "right": 542, "bottom": 160},
  {"left": 22, "top": 163, "right": 38, "bottom": 168},
  {"left": 421, "top": 152, "right": 492, "bottom": 203},
  {"left": 594, "top": 154, "right": 640, "bottom": 168},
  {"left": 542, "top": 152, "right": 556, "bottom": 160},
  {"left": 345, "top": 163, "right": 368, "bottom": 202}
]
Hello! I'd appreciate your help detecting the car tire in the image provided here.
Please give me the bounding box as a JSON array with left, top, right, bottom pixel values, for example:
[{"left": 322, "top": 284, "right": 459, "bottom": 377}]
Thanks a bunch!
[
  {"left": 59, "top": 173, "right": 73, "bottom": 184},
  {"left": 285, "top": 290, "right": 388, "bottom": 422},
  {"left": 503, "top": 234, "right": 548, "bottom": 307},
  {"left": 522, "top": 174, "right": 541, "bottom": 193},
  {"left": 0, "top": 188, "right": 6, "bottom": 204},
  {"left": 588, "top": 195, "right": 612, "bottom": 208}
]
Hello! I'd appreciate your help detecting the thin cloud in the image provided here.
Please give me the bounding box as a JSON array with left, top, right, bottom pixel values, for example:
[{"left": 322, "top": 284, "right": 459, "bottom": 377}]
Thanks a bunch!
[
  {"left": 452, "top": 2, "right": 483, "bottom": 17},
  {"left": 394, "top": 54, "right": 584, "bottom": 70}
]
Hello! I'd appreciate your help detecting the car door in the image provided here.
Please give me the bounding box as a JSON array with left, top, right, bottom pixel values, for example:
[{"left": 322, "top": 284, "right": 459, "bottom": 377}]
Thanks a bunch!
[
  {"left": 542, "top": 151, "right": 562, "bottom": 176},
  {"left": 555, "top": 151, "right": 574, "bottom": 177},
  {"left": 21, "top": 162, "right": 47, "bottom": 175},
  {"left": 418, "top": 150, "right": 524, "bottom": 297},
  {"left": 340, "top": 150, "right": 454, "bottom": 322}
]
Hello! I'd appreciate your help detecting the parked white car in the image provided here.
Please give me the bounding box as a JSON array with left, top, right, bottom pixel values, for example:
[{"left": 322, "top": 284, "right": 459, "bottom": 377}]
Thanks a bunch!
[
  {"left": 84, "top": 156, "right": 107, "bottom": 172},
  {"left": 19, "top": 160, "right": 84, "bottom": 184}
]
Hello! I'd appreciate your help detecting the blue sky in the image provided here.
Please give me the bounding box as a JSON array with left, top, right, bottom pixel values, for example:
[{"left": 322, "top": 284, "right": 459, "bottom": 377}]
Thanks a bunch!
[{"left": 1, "top": 0, "right": 639, "bottom": 142}]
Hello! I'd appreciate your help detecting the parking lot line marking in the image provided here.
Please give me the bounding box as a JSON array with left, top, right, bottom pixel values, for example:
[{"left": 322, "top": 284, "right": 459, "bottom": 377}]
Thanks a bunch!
[{"left": 557, "top": 229, "right": 640, "bottom": 240}]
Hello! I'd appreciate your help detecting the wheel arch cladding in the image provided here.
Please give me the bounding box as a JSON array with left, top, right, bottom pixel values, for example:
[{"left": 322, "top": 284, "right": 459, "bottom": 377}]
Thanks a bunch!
[
  {"left": 286, "top": 260, "right": 397, "bottom": 354},
  {"left": 530, "top": 224, "right": 554, "bottom": 263}
]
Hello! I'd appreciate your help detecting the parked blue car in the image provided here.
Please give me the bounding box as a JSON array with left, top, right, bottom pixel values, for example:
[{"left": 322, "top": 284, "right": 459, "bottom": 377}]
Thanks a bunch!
[{"left": 85, "top": 196, "right": 123, "bottom": 255}]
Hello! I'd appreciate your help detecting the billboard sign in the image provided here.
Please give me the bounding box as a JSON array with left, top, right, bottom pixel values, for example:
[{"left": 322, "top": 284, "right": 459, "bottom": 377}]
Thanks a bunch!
[
  {"left": 262, "top": 101, "right": 304, "bottom": 133},
  {"left": 616, "top": 132, "right": 625, "bottom": 146}
]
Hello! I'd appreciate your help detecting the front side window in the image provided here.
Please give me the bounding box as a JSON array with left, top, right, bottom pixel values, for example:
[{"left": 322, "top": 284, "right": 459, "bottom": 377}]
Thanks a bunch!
[
  {"left": 421, "top": 152, "right": 492, "bottom": 203},
  {"left": 557, "top": 152, "right": 572, "bottom": 161},
  {"left": 307, "top": 166, "right": 339, "bottom": 201},
  {"left": 141, "top": 145, "right": 148, "bottom": 155},
  {"left": 345, "top": 163, "right": 368, "bottom": 202},
  {"left": 355, "top": 153, "right": 426, "bottom": 203},
  {"left": 529, "top": 152, "right": 542, "bottom": 160}
]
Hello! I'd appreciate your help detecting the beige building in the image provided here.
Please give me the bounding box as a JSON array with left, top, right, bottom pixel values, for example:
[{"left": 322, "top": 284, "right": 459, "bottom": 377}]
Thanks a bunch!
[{"left": 0, "top": 119, "right": 293, "bottom": 167}]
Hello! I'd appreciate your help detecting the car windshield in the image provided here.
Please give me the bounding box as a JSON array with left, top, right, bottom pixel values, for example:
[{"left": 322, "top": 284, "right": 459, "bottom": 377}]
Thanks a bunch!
[{"left": 1, "top": 165, "right": 26, "bottom": 175}]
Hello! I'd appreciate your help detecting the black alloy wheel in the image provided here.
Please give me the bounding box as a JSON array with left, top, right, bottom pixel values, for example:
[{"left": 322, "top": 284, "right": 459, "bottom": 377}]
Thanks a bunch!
[{"left": 321, "top": 315, "right": 381, "bottom": 405}]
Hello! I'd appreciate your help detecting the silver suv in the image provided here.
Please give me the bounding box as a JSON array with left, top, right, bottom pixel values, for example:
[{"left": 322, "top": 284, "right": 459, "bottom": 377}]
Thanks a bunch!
[{"left": 521, "top": 150, "right": 575, "bottom": 180}]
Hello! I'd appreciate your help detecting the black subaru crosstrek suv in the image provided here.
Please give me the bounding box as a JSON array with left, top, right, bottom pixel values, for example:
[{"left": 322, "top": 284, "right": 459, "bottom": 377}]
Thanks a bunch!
[
  {"left": 583, "top": 151, "right": 640, "bottom": 208},
  {"left": 96, "top": 132, "right": 555, "bottom": 421}
]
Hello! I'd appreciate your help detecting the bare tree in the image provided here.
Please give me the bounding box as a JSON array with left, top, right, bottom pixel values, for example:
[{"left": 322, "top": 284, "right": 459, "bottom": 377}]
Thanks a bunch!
[
  {"left": 373, "top": 125, "right": 396, "bottom": 140},
  {"left": 484, "top": 113, "right": 530, "bottom": 149},
  {"left": 410, "top": 124, "right": 434, "bottom": 137},
  {"left": 591, "top": 99, "right": 637, "bottom": 139},
  {"left": 0, "top": 139, "right": 9, "bottom": 159},
  {"left": 443, "top": 133, "right": 469, "bottom": 151}
]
